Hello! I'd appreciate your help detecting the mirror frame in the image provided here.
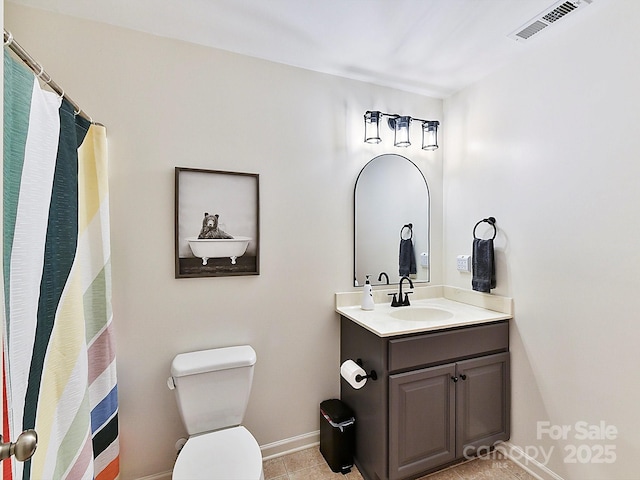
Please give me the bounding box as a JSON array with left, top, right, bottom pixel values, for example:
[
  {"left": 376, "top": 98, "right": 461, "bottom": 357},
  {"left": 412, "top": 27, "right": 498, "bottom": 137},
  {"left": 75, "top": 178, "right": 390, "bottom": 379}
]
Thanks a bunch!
[{"left": 353, "top": 154, "right": 430, "bottom": 287}]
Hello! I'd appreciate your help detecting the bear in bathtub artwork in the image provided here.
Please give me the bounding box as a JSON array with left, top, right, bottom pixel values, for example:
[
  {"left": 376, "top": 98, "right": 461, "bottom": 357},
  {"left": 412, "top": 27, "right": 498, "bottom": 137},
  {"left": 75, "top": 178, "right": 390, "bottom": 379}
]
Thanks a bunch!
[
  {"left": 174, "top": 167, "right": 259, "bottom": 278},
  {"left": 198, "top": 213, "right": 234, "bottom": 240},
  {"left": 186, "top": 212, "right": 251, "bottom": 268}
]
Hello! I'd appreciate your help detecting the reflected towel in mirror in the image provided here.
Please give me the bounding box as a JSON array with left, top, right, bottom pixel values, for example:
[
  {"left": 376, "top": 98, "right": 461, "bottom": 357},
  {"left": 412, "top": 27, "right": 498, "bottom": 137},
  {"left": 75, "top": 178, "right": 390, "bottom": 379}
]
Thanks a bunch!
[{"left": 399, "top": 238, "right": 417, "bottom": 276}]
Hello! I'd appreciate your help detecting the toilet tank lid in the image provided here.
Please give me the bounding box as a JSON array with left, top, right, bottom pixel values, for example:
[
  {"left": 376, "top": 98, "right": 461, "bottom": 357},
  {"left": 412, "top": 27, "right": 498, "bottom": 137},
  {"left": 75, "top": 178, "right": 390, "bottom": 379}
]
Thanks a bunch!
[{"left": 171, "top": 346, "right": 256, "bottom": 377}]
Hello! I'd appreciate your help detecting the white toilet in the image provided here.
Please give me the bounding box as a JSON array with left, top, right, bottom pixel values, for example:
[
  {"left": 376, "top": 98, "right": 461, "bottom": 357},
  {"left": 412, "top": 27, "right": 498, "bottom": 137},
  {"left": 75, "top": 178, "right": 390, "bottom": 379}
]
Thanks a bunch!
[{"left": 168, "top": 345, "right": 264, "bottom": 480}]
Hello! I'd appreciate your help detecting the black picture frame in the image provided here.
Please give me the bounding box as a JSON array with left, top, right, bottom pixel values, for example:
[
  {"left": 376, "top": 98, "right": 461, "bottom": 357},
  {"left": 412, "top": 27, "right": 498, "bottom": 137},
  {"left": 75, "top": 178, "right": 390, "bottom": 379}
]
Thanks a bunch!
[{"left": 175, "top": 167, "right": 260, "bottom": 278}]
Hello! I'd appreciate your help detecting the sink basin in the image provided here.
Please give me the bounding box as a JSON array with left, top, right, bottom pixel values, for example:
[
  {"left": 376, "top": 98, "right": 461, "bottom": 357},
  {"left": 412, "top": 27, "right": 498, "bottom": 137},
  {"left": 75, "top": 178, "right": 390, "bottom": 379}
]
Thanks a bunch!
[{"left": 389, "top": 306, "right": 454, "bottom": 322}]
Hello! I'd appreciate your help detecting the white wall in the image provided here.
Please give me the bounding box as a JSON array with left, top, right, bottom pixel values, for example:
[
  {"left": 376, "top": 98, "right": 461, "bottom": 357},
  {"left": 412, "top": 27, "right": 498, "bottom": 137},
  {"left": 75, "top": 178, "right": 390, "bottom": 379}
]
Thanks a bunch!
[
  {"left": 4, "top": 4, "right": 443, "bottom": 478},
  {"left": 444, "top": 1, "right": 640, "bottom": 478}
]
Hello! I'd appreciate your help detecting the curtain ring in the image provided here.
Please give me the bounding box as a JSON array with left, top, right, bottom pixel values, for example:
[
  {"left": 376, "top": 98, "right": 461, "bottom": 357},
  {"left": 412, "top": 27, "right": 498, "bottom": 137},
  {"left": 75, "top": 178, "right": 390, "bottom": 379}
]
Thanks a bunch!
[
  {"left": 58, "top": 88, "right": 65, "bottom": 101},
  {"left": 39, "top": 69, "right": 52, "bottom": 84},
  {"left": 4, "top": 31, "right": 13, "bottom": 46},
  {"left": 473, "top": 217, "right": 497, "bottom": 240},
  {"left": 76, "top": 108, "right": 94, "bottom": 124},
  {"left": 73, "top": 107, "right": 94, "bottom": 124}
]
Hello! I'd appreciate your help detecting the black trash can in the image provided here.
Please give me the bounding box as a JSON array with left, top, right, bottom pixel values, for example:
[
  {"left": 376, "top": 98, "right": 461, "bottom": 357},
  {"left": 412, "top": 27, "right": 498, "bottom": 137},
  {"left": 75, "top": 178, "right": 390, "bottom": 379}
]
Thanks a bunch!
[{"left": 320, "top": 399, "right": 355, "bottom": 474}]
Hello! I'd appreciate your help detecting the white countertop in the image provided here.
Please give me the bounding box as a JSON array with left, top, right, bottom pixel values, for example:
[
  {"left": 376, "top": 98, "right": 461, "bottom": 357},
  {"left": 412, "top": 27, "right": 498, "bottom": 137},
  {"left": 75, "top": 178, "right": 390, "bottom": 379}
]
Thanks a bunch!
[{"left": 335, "top": 285, "right": 513, "bottom": 337}]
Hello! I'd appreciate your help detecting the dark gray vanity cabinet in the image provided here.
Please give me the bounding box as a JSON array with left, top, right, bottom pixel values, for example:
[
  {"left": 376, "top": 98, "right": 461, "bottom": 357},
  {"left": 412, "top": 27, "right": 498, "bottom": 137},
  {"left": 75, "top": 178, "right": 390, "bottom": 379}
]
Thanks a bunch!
[
  {"left": 388, "top": 363, "right": 456, "bottom": 477},
  {"left": 340, "top": 317, "right": 510, "bottom": 480}
]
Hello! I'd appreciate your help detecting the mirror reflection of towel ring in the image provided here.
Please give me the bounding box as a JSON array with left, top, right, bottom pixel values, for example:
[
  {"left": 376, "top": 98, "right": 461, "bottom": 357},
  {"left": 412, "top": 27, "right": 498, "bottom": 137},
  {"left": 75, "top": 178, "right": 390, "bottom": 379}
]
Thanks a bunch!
[
  {"left": 473, "top": 217, "right": 496, "bottom": 240},
  {"left": 400, "top": 223, "right": 413, "bottom": 240}
]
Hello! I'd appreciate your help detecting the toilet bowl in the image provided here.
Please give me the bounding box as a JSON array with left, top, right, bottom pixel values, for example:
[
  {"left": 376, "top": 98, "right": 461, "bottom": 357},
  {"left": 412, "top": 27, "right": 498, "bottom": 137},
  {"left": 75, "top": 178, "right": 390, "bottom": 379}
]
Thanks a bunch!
[
  {"left": 169, "top": 345, "right": 264, "bottom": 480},
  {"left": 172, "top": 426, "right": 263, "bottom": 480}
]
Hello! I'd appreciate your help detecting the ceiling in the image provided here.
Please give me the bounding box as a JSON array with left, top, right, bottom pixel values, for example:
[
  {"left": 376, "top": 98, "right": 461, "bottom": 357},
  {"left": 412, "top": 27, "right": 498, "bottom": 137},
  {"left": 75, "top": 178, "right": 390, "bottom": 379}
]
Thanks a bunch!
[{"left": 7, "top": 0, "right": 598, "bottom": 98}]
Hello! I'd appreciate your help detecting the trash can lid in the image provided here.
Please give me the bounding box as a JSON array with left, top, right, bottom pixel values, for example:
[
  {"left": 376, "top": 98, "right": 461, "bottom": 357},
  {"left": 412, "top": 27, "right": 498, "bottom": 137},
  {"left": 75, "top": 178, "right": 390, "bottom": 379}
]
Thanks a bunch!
[{"left": 320, "top": 399, "right": 354, "bottom": 424}]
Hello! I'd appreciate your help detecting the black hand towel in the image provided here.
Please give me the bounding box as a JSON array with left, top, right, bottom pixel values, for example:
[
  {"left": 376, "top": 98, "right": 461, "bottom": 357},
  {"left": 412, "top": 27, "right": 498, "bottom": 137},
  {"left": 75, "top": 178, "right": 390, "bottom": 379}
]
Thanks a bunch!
[
  {"left": 472, "top": 238, "right": 496, "bottom": 293},
  {"left": 399, "top": 238, "right": 417, "bottom": 277}
]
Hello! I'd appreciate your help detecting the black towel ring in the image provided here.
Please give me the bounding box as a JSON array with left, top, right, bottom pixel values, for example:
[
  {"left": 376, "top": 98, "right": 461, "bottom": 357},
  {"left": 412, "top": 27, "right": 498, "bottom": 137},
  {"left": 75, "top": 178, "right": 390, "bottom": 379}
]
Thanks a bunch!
[
  {"left": 400, "top": 223, "right": 413, "bottom": 240},
  {"left": 473, "top": 217, "right": 497, "bottom": 240}
]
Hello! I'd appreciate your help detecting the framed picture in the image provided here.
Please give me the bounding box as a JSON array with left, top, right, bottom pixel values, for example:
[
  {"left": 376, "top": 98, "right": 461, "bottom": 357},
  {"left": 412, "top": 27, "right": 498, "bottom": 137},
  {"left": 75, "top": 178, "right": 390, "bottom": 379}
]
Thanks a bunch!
[{"left": 175, "top": 167, "right": 260, "bottom": 278}]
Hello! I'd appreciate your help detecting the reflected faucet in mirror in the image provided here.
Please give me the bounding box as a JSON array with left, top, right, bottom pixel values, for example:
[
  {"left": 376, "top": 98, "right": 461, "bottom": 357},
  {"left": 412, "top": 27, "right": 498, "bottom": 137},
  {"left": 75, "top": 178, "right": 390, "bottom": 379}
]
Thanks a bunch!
[{"left": 377, "top": 272, "right": 389, "bottom": 285}]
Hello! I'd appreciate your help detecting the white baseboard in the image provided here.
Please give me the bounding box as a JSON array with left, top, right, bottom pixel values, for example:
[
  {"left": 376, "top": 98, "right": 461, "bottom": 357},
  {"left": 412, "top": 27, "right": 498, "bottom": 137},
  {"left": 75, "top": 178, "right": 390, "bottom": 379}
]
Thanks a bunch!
[
  {"left": 136, "top": 431, "right": 321, "bottom": 480},
  {"left": 498, "top": 442, "right": 564, "bottom": 480},
  {"left": 136, "top": 470, "right": 172, "bottom": 480},
  {"left": 260, "top": 430, "right": 320, "bottom": 460},
  {"left": 137, "top": 436, "right": 566, "bottom": 480}
]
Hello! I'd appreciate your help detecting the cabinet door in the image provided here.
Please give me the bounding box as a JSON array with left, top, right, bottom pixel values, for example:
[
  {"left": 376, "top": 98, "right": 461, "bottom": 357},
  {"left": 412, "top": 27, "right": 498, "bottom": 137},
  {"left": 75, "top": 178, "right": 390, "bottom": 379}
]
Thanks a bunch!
[
  {"left": 389, "top": 364, "right": 456, "bottom": 480},
  {"left": 456, "top": 352, "right": 510, "bottom": 458}
]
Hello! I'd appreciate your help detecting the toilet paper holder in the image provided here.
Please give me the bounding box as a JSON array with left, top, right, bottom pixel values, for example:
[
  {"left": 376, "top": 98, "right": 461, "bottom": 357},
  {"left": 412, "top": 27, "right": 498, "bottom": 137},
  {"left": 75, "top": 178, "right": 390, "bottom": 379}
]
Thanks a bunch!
[{"left": 355, "top": 359, "right": 377, "bottom": 382}]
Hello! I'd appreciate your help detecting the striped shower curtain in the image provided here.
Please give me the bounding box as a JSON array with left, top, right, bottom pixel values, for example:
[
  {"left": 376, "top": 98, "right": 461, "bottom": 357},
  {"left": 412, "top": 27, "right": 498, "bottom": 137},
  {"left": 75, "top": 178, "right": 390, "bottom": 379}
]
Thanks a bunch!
[{"left": 2, "top": 50, "right": 119, "bottom": 479}]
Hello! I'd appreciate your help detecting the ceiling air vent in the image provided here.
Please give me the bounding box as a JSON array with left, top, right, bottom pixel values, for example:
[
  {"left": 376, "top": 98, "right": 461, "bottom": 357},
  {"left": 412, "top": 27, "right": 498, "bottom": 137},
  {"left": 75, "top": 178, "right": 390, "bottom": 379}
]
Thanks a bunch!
[{"left": 508, "top": 0, "right": 594, "bottom": 42}]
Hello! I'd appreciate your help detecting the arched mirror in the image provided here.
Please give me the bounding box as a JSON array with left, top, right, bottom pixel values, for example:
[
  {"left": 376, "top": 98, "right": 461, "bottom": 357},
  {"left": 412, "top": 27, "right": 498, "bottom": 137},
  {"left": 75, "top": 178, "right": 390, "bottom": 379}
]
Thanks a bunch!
[{"left": 354, "top": 154, "right": 430, "bottom": 287}]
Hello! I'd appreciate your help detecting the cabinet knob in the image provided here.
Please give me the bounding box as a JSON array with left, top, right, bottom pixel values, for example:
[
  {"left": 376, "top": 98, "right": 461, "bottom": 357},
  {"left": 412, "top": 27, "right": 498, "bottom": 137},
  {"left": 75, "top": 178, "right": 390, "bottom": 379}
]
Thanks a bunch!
[
  {"left": 460, "top": 374, "right": 467, "bottom": 381},
  {"left": 451, "top": 376, "right": 458, "bottom": 382}
]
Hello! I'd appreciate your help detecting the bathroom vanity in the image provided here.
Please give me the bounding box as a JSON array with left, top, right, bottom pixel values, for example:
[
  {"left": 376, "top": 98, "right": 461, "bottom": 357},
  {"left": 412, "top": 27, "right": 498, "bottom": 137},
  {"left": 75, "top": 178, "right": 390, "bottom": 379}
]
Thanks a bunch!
[{"left": 336, "top": 287, "right": 512, "bottom": 480}]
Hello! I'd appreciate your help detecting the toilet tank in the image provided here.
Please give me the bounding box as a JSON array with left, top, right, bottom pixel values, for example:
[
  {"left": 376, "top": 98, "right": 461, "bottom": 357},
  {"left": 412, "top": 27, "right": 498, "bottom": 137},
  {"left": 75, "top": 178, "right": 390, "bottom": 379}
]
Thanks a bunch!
[{"left": 170, "top": 345, "right": 256, "bottom": 435}]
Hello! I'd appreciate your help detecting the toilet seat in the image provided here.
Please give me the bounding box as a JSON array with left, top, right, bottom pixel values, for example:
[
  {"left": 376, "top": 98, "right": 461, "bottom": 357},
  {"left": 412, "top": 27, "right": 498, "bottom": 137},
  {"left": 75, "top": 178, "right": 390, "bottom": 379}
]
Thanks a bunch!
[{"left": 172, "top": 426, "right": 264, "bottom": 480}]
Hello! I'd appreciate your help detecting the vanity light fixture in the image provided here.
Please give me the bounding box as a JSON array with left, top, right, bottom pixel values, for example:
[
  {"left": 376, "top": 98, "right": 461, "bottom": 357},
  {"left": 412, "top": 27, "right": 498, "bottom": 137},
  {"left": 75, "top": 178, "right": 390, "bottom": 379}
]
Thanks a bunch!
[
  {"left": 364, "top": 111, "right": 440, "bottom": 150},
  {"left": 422, "top": 120, "right": 439, "bottom": 151},
  {"left": 393, "top": 116, "right": 412, "bottom": 147},
  {"left": 364, "top": 111, "right": 382, "bottom": 144}
]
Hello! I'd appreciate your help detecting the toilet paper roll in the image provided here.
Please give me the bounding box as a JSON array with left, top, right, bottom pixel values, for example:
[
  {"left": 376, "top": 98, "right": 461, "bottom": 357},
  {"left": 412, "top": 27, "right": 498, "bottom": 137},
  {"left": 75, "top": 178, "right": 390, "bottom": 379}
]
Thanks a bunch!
[{"left": 340, "top": 359, "right": 367, "bottom": 390}]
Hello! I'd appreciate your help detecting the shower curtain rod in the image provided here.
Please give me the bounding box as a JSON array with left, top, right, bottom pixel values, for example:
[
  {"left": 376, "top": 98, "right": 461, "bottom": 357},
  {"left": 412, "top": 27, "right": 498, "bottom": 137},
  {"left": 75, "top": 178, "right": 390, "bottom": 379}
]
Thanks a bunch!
[{"left": 4, "top": 29, "right": 95, "bottom": 124}]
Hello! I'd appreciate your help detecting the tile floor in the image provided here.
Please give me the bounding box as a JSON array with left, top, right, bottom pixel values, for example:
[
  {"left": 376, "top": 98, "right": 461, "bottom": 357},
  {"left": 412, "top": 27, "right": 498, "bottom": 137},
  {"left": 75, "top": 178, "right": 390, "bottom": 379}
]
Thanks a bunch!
[{"left": 263, "top": 446, "right": 539, "bottom": 480}]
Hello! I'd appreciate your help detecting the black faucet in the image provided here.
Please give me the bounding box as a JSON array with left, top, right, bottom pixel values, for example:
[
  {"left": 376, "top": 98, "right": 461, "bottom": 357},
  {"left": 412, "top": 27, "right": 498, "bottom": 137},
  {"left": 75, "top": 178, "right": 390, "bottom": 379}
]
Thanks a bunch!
[
  {"left": 390, "top": 276, "right": 413, "bottom": 307},
  {"left": 377, "top": 272, "right": 389, "bottom": 285}
]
